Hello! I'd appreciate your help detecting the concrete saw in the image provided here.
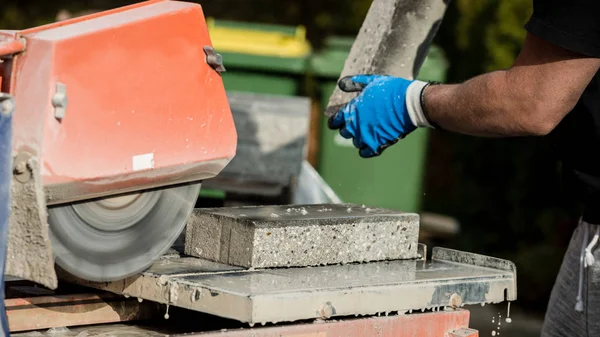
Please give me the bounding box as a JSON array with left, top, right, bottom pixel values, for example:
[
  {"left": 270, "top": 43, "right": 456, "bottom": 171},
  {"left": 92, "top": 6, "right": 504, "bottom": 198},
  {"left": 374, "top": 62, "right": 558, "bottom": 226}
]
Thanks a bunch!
[
  {"left": 47, "top": 183, "right": 201, "bottom": 282},
  {"left": 3, "top": 1, "right": 237, "bottom": 289}
]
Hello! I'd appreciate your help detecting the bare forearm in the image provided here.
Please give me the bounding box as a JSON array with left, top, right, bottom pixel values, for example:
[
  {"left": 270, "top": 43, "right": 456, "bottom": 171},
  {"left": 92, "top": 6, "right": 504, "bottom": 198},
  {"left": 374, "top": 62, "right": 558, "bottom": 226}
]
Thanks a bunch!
[
  {"left": 422, "top": 33, "right": 600, "bottom": 137},
  {"left": 424, "top": 70, "right": 546, "bottom": 137}
]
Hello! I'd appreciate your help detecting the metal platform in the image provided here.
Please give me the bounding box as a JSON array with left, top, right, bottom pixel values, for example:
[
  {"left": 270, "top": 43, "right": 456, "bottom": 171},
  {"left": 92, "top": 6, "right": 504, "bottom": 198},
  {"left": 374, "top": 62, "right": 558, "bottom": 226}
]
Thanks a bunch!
[{"left": 60, "top": 247, "right": 516, "bottom": 325}]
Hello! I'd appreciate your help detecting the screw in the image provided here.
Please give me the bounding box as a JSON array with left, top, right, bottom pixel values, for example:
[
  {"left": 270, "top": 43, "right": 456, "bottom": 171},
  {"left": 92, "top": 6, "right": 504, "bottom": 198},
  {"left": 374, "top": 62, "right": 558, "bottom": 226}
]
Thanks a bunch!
[
  {"left": 449, "top": 293, "right": 462, "bottom": 308},
  {"left": 14, "top": 162, "right": 26, "bottom": 175},
  {"left": 13, "top": 153, "right": 32, "bottom": 183},
  {"left": 318, "top": 302, "right": 334, "bottom": 319}
]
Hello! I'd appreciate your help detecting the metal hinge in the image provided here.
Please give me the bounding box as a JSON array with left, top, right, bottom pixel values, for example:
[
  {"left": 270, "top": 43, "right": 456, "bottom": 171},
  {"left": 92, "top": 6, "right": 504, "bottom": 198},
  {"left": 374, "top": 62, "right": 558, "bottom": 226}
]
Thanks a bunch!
[
  {"left": 52, "top": 82, "right": 68, "bottom": 120},
  {"left": 203, "top": 46, "right": 226, "bottom": 75}
]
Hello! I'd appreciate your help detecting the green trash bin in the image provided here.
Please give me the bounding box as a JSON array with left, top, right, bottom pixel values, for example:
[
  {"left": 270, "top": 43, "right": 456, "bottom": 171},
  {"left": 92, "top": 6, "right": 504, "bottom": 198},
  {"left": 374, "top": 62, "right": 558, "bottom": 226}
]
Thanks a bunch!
[
  {"left": 207, "top": 18, "right": 312, "bottom": 96},
  {"left": 199, "top": 19, "right": 313, "bottom": 200},
  {"left": 312, "top": 36, "right": 448, "bottom": 212}
]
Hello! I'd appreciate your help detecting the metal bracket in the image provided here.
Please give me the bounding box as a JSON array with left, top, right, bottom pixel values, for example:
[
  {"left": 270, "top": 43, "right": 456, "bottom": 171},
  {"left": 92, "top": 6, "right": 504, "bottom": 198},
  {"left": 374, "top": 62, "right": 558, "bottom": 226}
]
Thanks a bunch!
[
  {"left": 203, "top": 46, "right": 226, "bottom": 74},
  {"left": 432, "top": 247, "right": 517, "bottom": 301},
  {"left": 417, "top": 243, "right": 427, "bottom": 260},
  {"left": 52, "top": 82, "right": 68, "bottom": 120}
]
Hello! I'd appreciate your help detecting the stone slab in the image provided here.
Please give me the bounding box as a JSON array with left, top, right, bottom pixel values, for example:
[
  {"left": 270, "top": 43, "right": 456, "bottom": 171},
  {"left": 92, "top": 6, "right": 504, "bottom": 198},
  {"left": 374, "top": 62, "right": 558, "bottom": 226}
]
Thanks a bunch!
[
  {"left": 324, "top": 0, "right": 449, "bottom": 117},
  {"left": 204, "top": 92, "right": 310, "bottom": 194},
  {"left": 184, "top": 203, "right": 420, "bottom": 268}
]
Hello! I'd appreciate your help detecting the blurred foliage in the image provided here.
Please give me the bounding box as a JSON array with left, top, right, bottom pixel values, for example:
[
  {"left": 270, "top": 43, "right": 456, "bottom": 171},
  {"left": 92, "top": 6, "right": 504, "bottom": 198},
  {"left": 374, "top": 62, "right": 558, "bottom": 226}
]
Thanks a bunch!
[
  {"left": 437, "top": 0, "right": 532, "bottom": 80},
  {"left": 1, "top": 0, "right": 576, "bottom": 315}
]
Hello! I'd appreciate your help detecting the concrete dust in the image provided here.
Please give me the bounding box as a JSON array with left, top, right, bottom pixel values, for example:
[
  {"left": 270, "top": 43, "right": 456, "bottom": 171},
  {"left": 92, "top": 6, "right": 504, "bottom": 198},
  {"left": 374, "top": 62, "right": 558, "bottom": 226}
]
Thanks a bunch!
[
  {"left": 6, "top": 156, "right": 57, "bottom": 289},
  {"left": 15, "top": 325, "right": 167, "bottom": 337},
  {"left": 46, "top": 327, "right": 71, "bottom": 335}
]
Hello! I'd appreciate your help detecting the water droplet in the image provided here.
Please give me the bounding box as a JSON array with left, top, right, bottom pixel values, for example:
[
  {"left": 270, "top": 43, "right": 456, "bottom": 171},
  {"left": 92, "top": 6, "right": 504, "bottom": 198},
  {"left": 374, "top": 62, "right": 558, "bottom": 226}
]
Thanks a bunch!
[{"left": 491, "top": 331, "right": 496, "bottom": 336}]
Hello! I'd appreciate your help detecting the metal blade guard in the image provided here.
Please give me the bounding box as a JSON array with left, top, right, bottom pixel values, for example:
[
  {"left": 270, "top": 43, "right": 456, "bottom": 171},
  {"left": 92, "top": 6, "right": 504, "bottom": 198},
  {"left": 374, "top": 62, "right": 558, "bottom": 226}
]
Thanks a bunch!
[{"left": 2, "top": 0, "right": 237, "bottom": 287}]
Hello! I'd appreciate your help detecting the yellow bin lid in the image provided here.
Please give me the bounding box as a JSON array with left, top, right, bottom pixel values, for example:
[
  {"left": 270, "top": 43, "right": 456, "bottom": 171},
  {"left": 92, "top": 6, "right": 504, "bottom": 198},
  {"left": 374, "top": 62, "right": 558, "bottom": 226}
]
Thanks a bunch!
[{"left": 207, "top": 18, "right": 312, "bottom": 58}]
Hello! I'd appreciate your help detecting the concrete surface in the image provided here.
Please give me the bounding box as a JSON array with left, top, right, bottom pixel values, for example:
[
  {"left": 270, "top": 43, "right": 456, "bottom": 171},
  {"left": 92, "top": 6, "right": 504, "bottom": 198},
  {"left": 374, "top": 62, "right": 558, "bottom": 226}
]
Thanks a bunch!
[
  {"left": 204, "top": 92, "right": 310, "bottom": 195},
  {"left": 61, "top": 249, "right": 515, "bottom": 325},
  {"left": 324, "top": 0, "right": 449, "bottom": 117},
  {"left": 6, "top": 157, "right": 57, "bottom": 289},
  {"left": 184, "top": 203, "right": 420, "bottom": 268}
]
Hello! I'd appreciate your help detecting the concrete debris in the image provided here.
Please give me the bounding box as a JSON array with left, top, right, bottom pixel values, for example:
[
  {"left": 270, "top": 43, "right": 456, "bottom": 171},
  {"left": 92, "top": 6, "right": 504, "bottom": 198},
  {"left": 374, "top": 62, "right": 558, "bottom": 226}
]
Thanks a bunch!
[{"left": 184, "top": 203, "right": 420, "bottom": 268}]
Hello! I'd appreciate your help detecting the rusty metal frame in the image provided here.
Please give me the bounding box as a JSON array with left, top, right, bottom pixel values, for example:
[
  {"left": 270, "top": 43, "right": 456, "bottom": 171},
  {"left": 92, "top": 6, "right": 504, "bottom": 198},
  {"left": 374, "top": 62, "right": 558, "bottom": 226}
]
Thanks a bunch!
[
  {"left": 188, "top": 310, "right": 477, "bottom": 337},
  {"left": 10, "top": 308, "right": 478, "bottom": 337}
]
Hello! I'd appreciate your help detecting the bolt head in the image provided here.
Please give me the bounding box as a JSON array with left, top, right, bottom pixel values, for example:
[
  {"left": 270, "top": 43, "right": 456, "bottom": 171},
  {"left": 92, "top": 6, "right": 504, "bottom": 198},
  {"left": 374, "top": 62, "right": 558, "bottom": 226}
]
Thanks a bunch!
[
  {"left": 318, "top": 302, "right": 334, "bottom": 319},
  {"left": 449, "top": 293, "right": 463, "bottom": 308},
  {"left": 14, "top": 162, "right": 26, "bottom": 174}
]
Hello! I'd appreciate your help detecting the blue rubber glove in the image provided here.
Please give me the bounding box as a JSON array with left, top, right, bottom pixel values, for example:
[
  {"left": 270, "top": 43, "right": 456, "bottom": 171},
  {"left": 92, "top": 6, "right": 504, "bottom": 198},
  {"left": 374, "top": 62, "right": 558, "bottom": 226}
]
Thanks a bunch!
[{"left": 328, "top": 74, "right": 433, "bottom": 158}]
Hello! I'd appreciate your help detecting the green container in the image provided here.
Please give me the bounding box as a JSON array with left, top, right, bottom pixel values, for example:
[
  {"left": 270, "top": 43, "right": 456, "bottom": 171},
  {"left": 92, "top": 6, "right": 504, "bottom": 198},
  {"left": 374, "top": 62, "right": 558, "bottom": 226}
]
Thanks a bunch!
[
  {"left": 200, "top": 19, "right": 313, "bottom": 199},
  {"left": 207, "top": 18, "right": 312, "bottom": 96},
  {"left": 313, "top": 37, "right": 448, "bottom": 212}
]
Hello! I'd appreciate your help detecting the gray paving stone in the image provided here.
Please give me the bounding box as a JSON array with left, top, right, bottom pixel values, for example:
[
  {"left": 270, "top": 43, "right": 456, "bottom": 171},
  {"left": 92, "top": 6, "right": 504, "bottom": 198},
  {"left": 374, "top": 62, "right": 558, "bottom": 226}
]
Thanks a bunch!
[
  {"left": 203, "top": 92, "right": 310, "bottom": 195},
  {"left": 184, "top": 204, "right": 420, "bottom": 268},
  {"left": 324, "top": 0, "right": 449, "bottom": 117}
]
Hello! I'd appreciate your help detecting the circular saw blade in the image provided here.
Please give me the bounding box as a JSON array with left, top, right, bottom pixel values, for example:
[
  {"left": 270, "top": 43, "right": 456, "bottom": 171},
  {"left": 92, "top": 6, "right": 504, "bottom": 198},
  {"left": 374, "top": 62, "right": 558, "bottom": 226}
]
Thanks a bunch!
[{"left": 48, "top": 183, "right": 201, "bottom": 282}]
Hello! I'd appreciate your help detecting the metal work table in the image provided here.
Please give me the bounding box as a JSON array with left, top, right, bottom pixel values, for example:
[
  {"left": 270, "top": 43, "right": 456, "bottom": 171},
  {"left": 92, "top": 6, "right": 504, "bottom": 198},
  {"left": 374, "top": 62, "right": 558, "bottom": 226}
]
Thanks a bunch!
[{"left": 61, "top": 246, "right": 516, "bottom": 325}]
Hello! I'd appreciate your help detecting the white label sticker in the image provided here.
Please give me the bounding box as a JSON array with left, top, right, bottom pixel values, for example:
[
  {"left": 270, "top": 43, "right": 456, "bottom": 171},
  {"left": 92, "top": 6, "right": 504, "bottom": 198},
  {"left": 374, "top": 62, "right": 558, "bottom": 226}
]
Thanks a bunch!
[{"left": 132, "top": 153, "right": 154, "bottom": 171}]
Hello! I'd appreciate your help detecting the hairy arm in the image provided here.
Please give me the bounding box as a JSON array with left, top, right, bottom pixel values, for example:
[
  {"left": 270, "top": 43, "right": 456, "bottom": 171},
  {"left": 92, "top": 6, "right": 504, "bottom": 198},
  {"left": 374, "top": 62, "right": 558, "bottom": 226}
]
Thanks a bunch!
[{"left": 424, "top": 33, "right": 600, "bottom": 137}]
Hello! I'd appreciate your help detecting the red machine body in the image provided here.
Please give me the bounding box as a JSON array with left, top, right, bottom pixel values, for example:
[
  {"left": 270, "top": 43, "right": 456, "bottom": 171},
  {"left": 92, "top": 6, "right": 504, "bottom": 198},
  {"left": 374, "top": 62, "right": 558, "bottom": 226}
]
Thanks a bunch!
[{"left": 3, "top": 0, "right": 237, "bottom": 205}]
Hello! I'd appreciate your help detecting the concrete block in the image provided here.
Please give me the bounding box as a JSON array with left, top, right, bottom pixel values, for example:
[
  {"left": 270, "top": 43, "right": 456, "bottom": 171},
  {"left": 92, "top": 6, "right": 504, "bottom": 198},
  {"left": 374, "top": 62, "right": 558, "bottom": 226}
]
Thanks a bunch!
[
  {"left": 324, "top": 0, "right": 449, "bottom": 117},
  {"left": 184, "top": 203, "right": 419, "bottom": 268},
  {"left": 204, "top": 92, "right": 310, "bottom": 195}
]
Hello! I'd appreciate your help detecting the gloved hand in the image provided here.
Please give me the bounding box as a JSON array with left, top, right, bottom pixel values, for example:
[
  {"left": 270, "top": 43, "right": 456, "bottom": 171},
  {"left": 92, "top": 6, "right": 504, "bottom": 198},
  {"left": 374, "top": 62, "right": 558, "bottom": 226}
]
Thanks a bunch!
[{"left": 328, "top": 74, "right": 434, "bottom": 158}]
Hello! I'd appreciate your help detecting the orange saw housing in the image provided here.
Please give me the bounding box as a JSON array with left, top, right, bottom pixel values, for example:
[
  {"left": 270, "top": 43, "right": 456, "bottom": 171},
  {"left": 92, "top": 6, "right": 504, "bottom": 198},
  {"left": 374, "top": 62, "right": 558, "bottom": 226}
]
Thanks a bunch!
[{"left": 1, "top": 0, "right": 237, "bottom": 205}]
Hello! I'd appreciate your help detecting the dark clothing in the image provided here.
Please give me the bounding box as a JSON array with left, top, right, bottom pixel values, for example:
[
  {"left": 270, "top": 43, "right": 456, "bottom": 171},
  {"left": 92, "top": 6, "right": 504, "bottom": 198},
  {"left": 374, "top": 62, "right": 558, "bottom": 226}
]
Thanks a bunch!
[
  {"left": 541, "top": 221, "right": 600, "bottom": 337},
  {"left": 524, "top": 0, "right": 600, "bottom": 223}
]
